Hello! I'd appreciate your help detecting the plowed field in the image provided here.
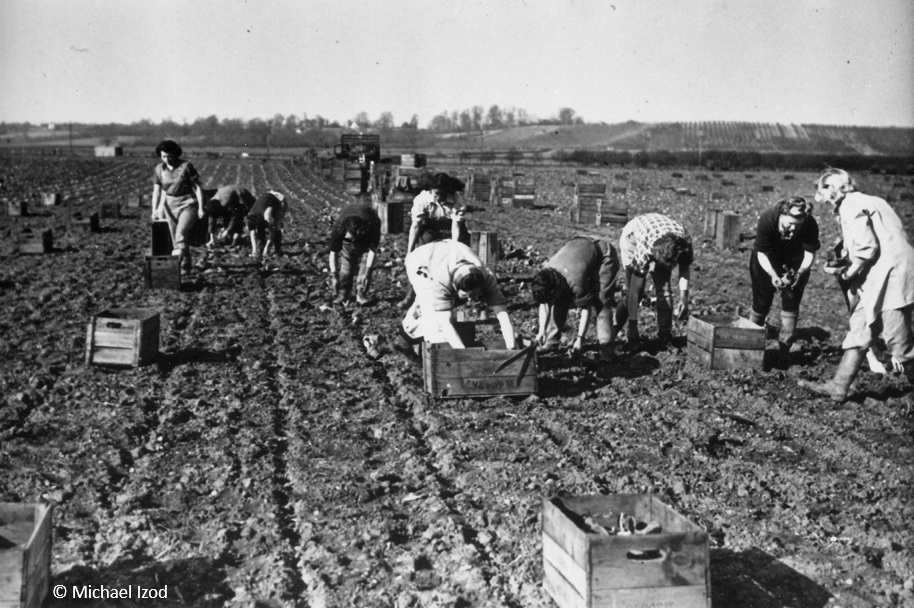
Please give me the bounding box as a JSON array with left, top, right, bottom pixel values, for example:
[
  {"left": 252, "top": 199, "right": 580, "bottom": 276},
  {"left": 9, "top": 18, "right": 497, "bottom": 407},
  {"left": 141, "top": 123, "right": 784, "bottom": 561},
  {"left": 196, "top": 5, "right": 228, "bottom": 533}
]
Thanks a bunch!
[{"left": 1, "top": 157, "right": 913, "bottom": 607}]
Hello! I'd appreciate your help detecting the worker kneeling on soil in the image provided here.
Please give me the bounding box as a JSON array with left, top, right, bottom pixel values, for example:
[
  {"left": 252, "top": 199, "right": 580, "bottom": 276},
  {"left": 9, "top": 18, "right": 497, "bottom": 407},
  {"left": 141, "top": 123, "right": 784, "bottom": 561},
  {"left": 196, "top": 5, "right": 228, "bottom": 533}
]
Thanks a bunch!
[
  {"left": 614, "top": 213, "right": 693, "bottom": 346},
  {"left": 748, "top": 196, "right": 820, "bottom": 354},
  {"left": 397, "top": 240, "right": 517, "bottom": 353},
  {"left": 798, "top": 168, "right": 914, "bottom": 403},
  {"left": 247, "top": 190, "right": 287, "bottom": 260},
  {"left": 206, "top": 185, "right": 255, "bottom": 248},
  {"left": 532, "top": 236, "right": 620, "bottom": 360},
  {"left": 328, "top": 198, "right": 382, "bottom": 305}
]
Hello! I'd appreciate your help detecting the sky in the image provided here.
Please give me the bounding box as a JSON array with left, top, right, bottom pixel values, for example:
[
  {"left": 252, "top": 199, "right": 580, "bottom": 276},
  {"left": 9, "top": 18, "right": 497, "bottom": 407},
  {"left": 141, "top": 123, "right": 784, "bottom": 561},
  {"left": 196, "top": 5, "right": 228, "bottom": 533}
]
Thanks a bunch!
[{"left": 1, "top": 0, "right": 913, "bottom": 128}]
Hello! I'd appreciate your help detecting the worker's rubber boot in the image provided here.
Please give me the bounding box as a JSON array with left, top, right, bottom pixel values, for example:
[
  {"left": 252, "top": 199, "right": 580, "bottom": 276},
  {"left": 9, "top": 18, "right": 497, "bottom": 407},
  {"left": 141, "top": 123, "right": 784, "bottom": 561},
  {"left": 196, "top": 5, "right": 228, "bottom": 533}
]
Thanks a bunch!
[
  {"left": 797, "top": 348, "right": 866, "bottom": 403},
  {"left": 749, "top": 309, "right": 766, "bottom": 327},
  {"left": 656, "top": 306, "right": 674, "bottom": 346},
  {"left": 779, "top": 311, "right": 802, "bottom": 354}
]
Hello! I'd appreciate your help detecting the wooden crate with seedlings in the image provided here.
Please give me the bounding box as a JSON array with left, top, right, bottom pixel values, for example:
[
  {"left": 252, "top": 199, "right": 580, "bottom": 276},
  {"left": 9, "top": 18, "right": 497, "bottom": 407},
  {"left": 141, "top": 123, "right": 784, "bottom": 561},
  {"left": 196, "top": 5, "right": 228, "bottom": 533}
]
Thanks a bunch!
[
  {"left": 375, "top": 200, "right": 405, "bottom": 235},
  {"left": 573, "top": 183, "right": 628, "bottom": 226},
  {"left": 17, "top": 229, "right": 52, "bottom": 255},
  {"left": 70, "top": 212, "right": 100, "bottom": 234},
  {"left": 687, "top": 315, "right": 765, "bottom": 370},
  {"left": 7, "top": 201, "right": 26, "bottom": 217},
  {"left": 143, "top": 256, "right": 181, "bottom": 290},
  {"left": 542, "top": 494, "right": 710, "bottom": 608},
  {"left": 423, "top": 341, "right": 537, "bottom": 399},
  {"left": 470, "top": 231, "right": 499, "bottom": 267},
  {"left": 150, "top": 220, "right": 173, "bottom": 255},
  {"left": 85, "top": 308, "right": 160, "bottom": 367},
  {"left": 98, "top": 201, "right": 121, "bottom": 219},
  {"left": 0, "top": 502, "right": 53, "bottom": 608},
  {"left": 40, "top": 192, "right": 60, "bottom": 207}
]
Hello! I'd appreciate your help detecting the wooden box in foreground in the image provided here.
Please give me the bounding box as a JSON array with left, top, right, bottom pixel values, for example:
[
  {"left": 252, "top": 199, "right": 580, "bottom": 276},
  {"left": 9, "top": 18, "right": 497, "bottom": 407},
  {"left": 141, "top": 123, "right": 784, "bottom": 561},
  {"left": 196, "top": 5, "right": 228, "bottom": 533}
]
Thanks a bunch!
[
  {"left": 423, "top": 342, "right": 537, "bottom": 399},
  {"left": 687, "top": 315, "right": 765, "bottom": 370},
  {"left": 150, "top": 220, "right": 173, "bottom": 255},
  {"left": 144, "top": 255, "right": 181, "bottom": 290},
  {"left": 17, "top": 229, "right": 52, "bottom": 255},
  {"left": 85, "top": 308, "right": 160, "bottom": 367},
  {"left": 0, "top": 503, "right": 53, "bottom": 608},
  {"left": 543, "top": 494, "right": 710, "bottom": 608}
]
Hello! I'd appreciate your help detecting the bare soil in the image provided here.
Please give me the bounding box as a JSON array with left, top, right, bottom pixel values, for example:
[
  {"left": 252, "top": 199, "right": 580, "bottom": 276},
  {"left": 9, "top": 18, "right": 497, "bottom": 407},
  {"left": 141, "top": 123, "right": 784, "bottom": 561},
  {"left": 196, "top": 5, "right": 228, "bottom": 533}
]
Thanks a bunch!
[{"left": 1, "top": 158, "right": 913, "bottom": 607}]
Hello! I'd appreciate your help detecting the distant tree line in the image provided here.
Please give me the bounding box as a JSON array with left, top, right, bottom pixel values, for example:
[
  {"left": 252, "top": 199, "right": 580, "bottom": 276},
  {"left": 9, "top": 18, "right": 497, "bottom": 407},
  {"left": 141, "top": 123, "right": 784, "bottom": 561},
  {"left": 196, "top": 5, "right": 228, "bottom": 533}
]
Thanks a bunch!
[
  {"left": 425, "top": 106, "right": 582, "bottom": 132},
  {"left": 555, "top": 149, "right": 914, "bottom": 175}
]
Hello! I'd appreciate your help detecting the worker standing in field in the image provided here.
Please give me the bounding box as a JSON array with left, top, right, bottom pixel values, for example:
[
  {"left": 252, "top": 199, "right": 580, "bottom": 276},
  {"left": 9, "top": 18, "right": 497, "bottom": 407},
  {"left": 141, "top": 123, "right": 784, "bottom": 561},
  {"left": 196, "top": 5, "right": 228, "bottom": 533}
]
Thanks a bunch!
[
  {"left": 799, "top": 168, "right": 914, "bottom": 403},
  {"left": 398, "top": 172, "right": 471, "bottom": 310},
  {"left": 247, "top": 190, "right": 287, "bottom": 260},
  {"left": 396, "top": 240, "right": 517, "bottom": 355},
  {"left": 532, "top": 236, "right": 620, "bottom": 360},
  {"left": 328, "top": 197, "right": 382, "bottom": 305},
  {"left": 206, "top": 185, "right": 255, "bottom": 248},
  {"left": 614, "top": 213, "right": 693, "bottom": 346},
  {"left": 151, "top": 140, "right": 206, "bottom": 273},
  {"left": 747, "top": 197, "right": 820, "bottom": 354}
]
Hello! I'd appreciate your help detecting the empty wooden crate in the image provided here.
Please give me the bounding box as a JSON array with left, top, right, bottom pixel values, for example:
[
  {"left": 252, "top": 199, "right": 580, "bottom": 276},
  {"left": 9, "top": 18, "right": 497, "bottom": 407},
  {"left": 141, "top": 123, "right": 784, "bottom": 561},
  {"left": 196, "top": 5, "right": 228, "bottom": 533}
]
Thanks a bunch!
[
  {"left": 543, "top": 494, "right": 710, "bottom": 608},
  {"left": 85, "top": 308, "right": 160, "bottom": 367},
  {"left": 150, "top": 220, "right": 173, "bottom": 255},
  {"left": 144, "top": 256, "right": 181, "bottom": 290},
  {"left": 687, "top": 315, "right": 765, "bottom": 370},
  {"left": 513, "top": 178, "right": 536, "bottom": 208},
  {"left": 40, "top": 192, "right": 60, "bottom": 207},
  {"left": 423, "top": 342, "right": 537, "bottom": 399},
  {"left": 70, "top": 212, "right": 100, "bottom": 234},
  {"left": 7, "top": 201, "right": 26, "bottom": 217},
  {"left": 375, "top": 200, "right": 405, "bottom": 235},
  {"left": 470, "top": 231, "right": 499, "bottom": 267},
  {"left": 98, "top": 201, "right": 121, "bottom": 219},
  {"left": 17, "top": 229, "right": 52, "bottom": 254},
  {"left": 0, "top": 502, "right": 53, "bottom": 608}
]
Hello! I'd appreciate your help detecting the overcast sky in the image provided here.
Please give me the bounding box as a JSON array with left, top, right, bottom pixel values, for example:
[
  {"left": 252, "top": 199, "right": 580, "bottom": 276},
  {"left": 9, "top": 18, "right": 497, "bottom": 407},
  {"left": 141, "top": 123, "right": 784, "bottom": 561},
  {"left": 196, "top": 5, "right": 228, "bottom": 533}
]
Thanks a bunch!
[{"left": 2, "top": 0, "right": 913, "bottom": 128}]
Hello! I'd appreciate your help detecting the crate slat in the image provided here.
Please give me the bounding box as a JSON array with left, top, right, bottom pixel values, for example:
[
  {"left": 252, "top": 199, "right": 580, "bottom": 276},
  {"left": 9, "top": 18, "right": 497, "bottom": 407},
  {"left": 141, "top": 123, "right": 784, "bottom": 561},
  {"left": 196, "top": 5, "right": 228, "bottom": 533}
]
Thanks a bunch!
[
  {"left": 0, "top": 503, "right": 52, "bottom": 608},
  {"left": 543, "top": 558, "right": 588, "bottom": 608}
]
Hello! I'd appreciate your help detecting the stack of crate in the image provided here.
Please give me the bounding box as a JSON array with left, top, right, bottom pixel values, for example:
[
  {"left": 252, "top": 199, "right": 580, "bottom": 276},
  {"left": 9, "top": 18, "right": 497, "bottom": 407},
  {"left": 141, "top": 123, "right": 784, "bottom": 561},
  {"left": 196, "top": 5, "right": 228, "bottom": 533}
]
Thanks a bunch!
[
  {"left": 342, "top": 163, "right": 364, "bottom": 196},
  {"left": 572, "top": 182, "right": 629, "bottom": 226}
]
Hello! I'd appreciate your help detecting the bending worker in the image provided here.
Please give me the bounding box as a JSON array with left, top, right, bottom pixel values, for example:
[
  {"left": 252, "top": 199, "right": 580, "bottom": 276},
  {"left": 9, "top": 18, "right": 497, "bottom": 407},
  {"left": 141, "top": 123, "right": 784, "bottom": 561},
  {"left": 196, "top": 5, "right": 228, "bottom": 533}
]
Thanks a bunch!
[
  {"left": 328, "top": 197, "right": 382, "bottom": 305},
  {"left": 397, "top": 240, "right": 517, "bottom": 352},
  {"left": 532, "top": 236, "right": 620, "bottom": 360}
]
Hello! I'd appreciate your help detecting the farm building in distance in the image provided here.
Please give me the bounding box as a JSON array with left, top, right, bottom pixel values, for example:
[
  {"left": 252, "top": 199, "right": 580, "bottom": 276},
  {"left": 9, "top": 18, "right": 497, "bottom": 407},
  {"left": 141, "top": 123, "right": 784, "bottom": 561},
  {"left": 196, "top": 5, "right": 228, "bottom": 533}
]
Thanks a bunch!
[{"left": 94, "top": 145, "right": 123, "bottom": 157}]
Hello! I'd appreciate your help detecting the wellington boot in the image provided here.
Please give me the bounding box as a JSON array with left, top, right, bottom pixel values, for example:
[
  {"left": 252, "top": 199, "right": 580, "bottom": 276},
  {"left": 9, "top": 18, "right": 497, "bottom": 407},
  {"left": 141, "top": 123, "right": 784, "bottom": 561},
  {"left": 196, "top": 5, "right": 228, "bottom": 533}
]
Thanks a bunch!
[
  {"left": 748, "top": 310, "right": 766, "bottom": 327},
  {"left": 797, "top": 348, "right": 865, "bottom": 402},
  {"left": 779, "top": 312, "right": 801, "bottom": 354}
]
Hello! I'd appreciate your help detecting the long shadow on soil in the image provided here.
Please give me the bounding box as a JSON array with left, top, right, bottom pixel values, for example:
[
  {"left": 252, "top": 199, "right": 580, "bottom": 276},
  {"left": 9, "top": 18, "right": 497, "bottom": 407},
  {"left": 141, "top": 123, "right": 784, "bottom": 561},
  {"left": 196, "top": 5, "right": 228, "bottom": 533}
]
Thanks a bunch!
[
  {"left": 537, "top": 352, "right": 660, "bottom": 397},
  {"left": 47, "top": 556, "right": 233, "bottom": 607},
  {"left": 156, "top": 346, "right": 242, "bottom": 371},
  {"left": 711, "top": 547, "right": 832, "bottom": 607}
]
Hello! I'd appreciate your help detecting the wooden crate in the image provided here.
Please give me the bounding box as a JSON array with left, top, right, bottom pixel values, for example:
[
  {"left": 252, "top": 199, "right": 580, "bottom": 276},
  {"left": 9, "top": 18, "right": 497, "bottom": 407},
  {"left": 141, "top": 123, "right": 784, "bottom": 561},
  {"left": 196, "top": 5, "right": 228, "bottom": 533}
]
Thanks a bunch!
[
  {"left": 40, "top": 192, "right": 60, "bottom": 207},
  {"left": 99, "top": 201, "right": 121, "bottom": 219},
  {"left": 7, "top": 201, "right": 26, "bottom": 217},
  {"left": 687, "top": 315, "right": 765, "bottom": 370},
  {"left": 70, "top": 212, "right": 100, "bottom": 234},
  {"left": 125, "top": 191, "right": 148, "bottom": 208},
  {"left": 543, "top": 494, "right": 710, "bottom": 608},
  {"left": 85, "top": 308, "right": 160, "bottom": 367},
  {"left": 715, "top": 212, "right": 741, "bottom": 249},
  {"left": 0, "top": 502, "right": 53, "bottom": 608},
  {"left": 513, "top": 179, "right": 536, "bottom": 208},
  {"left": 423, "top": 342, "right": 537, "bottom": 399},
  {"left": 144, "top": 255, "right": 181, "bottom": 290},
  {"left": 467, "top": 173, "right": 493, "bottom": 202},
  {"left": 470, "top": 231, "right": 499, "bottom": 267},
  {"left": 703, "top": 209, "right": 722, "bottom": 238},
  {"left": 150, "top": 220, "right": 173, "bottom": 255},
  {"left": 375, "top": 201, "right": 405, "bottom": 235},
  {"left": 17, "top": 229, "right": 52, "bottom": 255}
]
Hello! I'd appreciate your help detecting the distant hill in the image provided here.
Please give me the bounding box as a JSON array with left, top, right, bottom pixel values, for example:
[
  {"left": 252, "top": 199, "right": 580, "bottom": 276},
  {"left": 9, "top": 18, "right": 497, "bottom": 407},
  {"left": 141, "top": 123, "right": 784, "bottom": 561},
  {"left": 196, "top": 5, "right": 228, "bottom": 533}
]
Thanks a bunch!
[{"left": 425, "top": 121, "right": 914, "bottom": 157}]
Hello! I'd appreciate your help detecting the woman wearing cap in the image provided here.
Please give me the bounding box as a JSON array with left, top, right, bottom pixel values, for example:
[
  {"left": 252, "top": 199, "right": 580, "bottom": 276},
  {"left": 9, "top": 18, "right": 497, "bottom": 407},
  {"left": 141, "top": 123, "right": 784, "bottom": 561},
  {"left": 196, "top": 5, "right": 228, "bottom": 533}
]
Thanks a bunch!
[
  {"left": 399, "top": 172, "right": 470, "bottom": 309},
  {"left": 151, "top": 140, "right": 206, "bottom": 272},
  {"left": 748, "top": 197, "right": 820, "bottom": 352}
]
